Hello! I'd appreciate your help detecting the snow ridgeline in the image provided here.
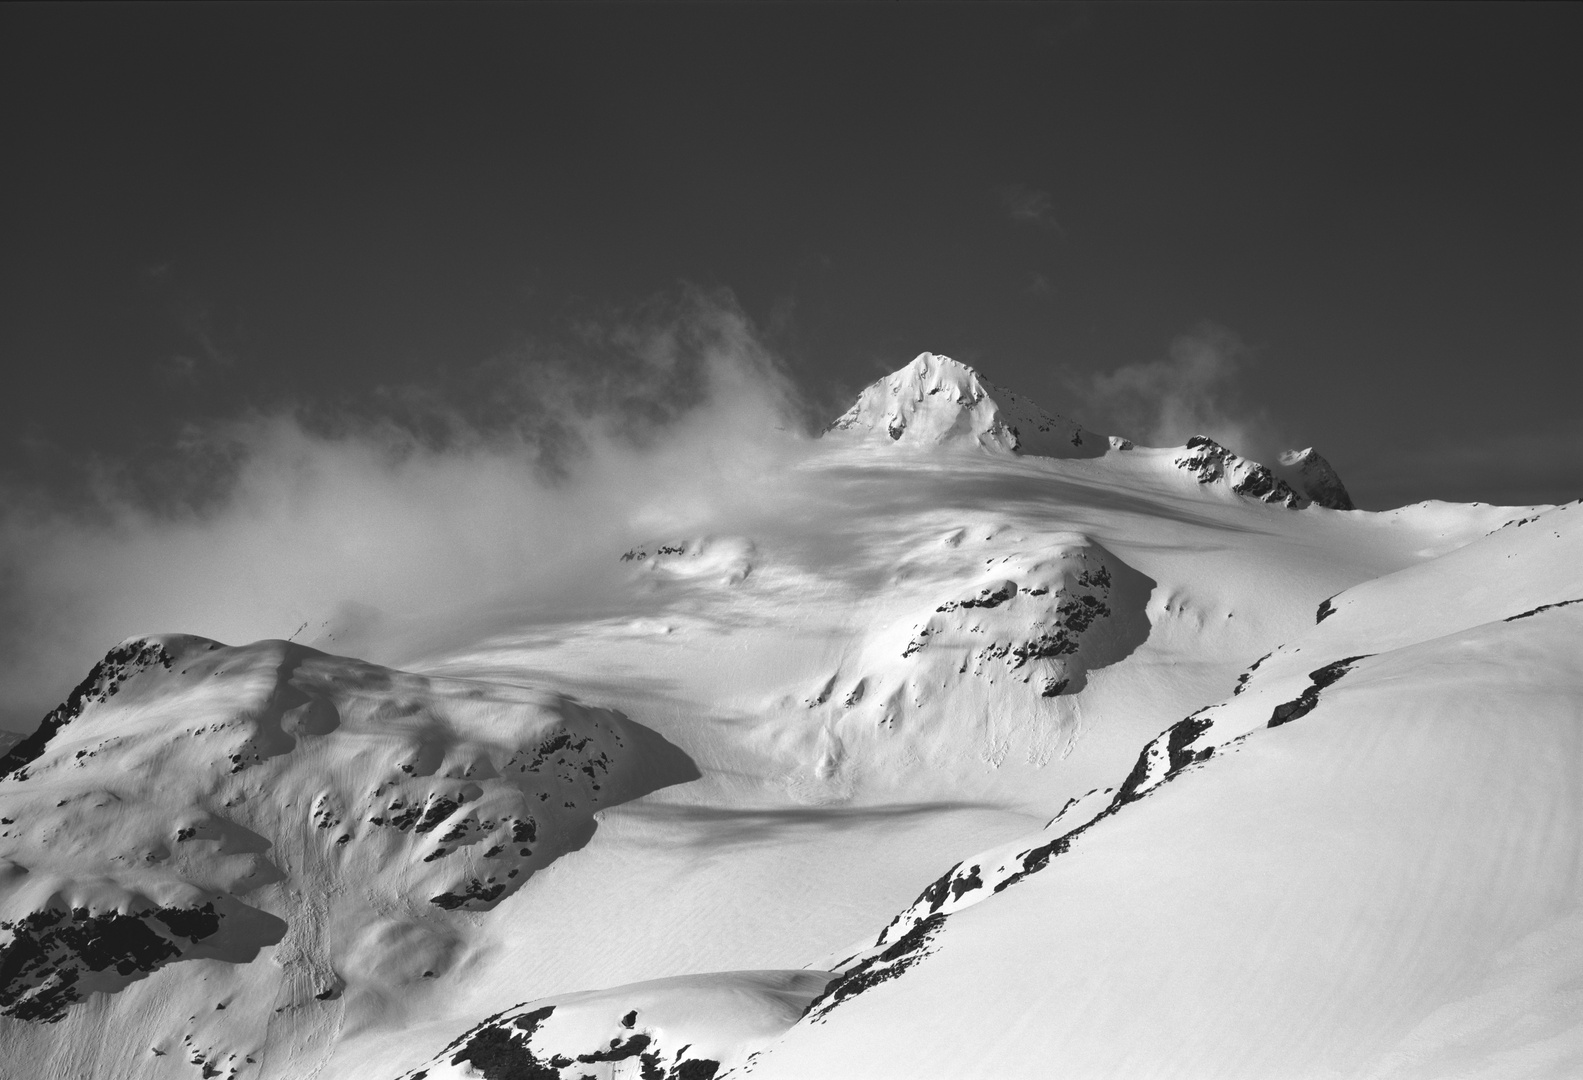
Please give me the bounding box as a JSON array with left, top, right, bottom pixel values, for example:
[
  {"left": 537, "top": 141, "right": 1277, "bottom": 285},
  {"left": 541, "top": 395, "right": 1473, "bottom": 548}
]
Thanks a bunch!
[
  {"left": 0, "top": 636, "right": 694, "bottom": 1046},
  {"left": 827, "top": 351, "right": 1356, "bottom": 511}
]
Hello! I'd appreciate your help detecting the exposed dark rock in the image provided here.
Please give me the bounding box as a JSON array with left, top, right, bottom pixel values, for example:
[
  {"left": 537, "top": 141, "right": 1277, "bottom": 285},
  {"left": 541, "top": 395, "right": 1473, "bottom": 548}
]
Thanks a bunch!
[
  {"left": 938, "top": 581, "right": 1017, "bottom": 611},
  {"left": 1234, "top": 652, "right": 1273, "bottom": 695},
  {"left": 1277, "top": 448, "right": 1356, "bottom": 511},
  {"left": 430, "top": 879, "right": 507, "bottom": 910},
  {"left": 917, "top": 864, "right": 956, "bottom": 914},
  {"left": 576, "top": 1033, "right": 652, "bottom": 1063},
  {"left": 445, "top": 1005, "right": 557, "bottom": 1080},
  {"left": 415, "top": 796, "right": 466, "bottom": 834},
  {"left": 1174, "top": 437, "right": 1302, "bottom": 508},
  {"left": 1505, "top": 597, "right": 1583, "bottom": 622},
  {"left": 948, "top": 864, "right": 983, "bottom": 901},
  {"left": 0, "top": 639, "right": 173, "bottom": 782},
  {"left": 451, "top": 1027, "right": 558, "bottom": 1080},
  {"left": 1164, "top": 713, "right": 1215, "bottom": 773},
  {"left": 803, "top": 914, "right": 945, "bottom": 1021},
  {"left": 620, "top": 544, "right": 684, "bottom": 562},
  {"left": 1269, "top": 656, "right": 1371, "bottom": 728},
  {"left": 0, "top": 902, "right": 221, "bottom": 1022}
]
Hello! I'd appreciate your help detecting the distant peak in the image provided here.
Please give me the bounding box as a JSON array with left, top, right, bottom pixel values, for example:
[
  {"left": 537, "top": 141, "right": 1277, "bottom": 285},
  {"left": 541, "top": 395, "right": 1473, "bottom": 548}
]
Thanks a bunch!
[
  {"left": 1275, "top": 448, "right": 1356, "bottom": 511},
  {"left": 1171, "top": 438, "right": 1356, "bottom": 511},
  {"left": 825, "top": 352, "right": 1103, "bottom": 459}
]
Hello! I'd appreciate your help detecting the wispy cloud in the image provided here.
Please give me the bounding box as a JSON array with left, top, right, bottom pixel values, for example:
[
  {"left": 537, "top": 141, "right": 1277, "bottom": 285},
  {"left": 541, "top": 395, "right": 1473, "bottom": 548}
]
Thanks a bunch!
[
  {"left": 0, "top": 288, "right": 816, "bottom": 730},
  {"left": 143, "top": 262, "right": 237, "bottom": 384},
  {"left": 997, "top": 183, "right": 1064, "bottom": 234},
  {"left": 1067, "top": 321, "right": 1280, "bottom": 459}
]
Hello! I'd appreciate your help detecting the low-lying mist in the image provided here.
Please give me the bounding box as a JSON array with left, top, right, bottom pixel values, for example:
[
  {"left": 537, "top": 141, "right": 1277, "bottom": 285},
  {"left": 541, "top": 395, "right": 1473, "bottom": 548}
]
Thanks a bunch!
[
  {"left": 1, "top": 290, "right": 1325, "bottom": 733},
  {"left": 0, "top": 292, "right": 817, "bottom": 731}
]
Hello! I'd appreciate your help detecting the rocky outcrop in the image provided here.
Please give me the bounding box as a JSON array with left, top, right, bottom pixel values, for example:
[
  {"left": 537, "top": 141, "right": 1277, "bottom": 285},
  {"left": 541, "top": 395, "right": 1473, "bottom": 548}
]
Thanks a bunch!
[
  {"left": 1174, "top": 437, "right": 1303, "bottom": 507},
  {"left": 1275, "top": 448, "right": 1356, "bottom": 510},
  {"left": 0, "top": 903, "right": 224, "bottom": 1022},
  {"left": 397, "top": 971, "right": 831, "bottom": 1080},
  {"left": 0, "top": 638, "right": 174, "bottom": 782}
]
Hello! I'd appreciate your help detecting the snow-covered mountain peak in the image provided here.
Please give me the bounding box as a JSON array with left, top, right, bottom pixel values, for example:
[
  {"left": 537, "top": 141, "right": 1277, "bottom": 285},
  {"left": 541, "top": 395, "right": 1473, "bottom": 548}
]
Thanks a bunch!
[
  {"left": 825, "top": 352, "right": 1103, "bottom": 458},
  {"left": 1275, "top": 447, "right": 1356, "bottom": 510}
]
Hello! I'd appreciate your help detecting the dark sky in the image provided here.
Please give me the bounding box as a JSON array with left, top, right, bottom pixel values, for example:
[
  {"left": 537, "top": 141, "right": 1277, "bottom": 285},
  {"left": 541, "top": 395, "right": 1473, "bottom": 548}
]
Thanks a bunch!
[{"left": 2, "top": 2, "right": 1579, "bottom": 509}]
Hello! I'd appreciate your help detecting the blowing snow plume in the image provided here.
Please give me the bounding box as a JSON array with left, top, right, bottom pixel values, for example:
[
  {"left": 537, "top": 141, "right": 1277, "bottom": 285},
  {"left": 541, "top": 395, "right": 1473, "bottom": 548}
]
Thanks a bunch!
[
  {"left": 1072, "top": 322, "right": 1282, "bottom": 460},
  {"left": 0, "top": 290, "right": 813, "bottom": 733}
]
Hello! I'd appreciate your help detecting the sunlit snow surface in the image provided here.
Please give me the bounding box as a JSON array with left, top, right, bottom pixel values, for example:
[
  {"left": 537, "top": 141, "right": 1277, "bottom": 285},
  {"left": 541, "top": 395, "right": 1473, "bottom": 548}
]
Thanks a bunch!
[{"left": 2, "top": 356, "right": 1577, "bottom": 1080}]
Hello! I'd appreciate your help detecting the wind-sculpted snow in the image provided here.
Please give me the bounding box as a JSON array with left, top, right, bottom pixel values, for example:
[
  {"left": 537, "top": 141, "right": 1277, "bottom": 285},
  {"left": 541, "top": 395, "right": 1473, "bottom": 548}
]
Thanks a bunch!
[
  {"left": 825, "top": 352, "right": 1103, "bottom": 458},
  {"left": 397, "top": 970, "right": 832, "bottom": 1080},
  {"left": 0, "top": 635, "right": 695, "bottom": 1040}
]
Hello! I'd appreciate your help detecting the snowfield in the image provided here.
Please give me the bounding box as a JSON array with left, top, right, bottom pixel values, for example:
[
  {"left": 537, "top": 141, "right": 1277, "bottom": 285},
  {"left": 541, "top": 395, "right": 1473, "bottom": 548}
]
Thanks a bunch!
[{"left": 2, "top": 353, "right": 1576, "bottom": 1080}]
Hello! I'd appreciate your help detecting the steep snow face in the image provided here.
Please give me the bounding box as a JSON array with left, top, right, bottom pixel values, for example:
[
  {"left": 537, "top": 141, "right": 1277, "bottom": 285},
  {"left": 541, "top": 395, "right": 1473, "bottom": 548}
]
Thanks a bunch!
[
  {"left": 825, "top": 353, "right": 1102, "bottom": 458},
  {"left": 1276, "top": 447, "right": 1356, "bottom": 510},
  {"left": 0, "top": 637, "right": 692, "bottom": 1061}
]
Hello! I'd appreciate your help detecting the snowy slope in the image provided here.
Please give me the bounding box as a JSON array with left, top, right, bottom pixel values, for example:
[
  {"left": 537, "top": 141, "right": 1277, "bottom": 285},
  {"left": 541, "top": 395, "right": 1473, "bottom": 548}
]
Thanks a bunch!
[
  {"left": 1, "top": 355, "right": 1568, "bottom": 1080},
  {"left": 741, "top": 504, "right": 1583, "bottom": 1079},
  {"left": 396, "top": 504, "right": 1579, "bottom": 1080},
  {"left": 0, "top": 637, "right": 693, "bottom": 1077}
]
